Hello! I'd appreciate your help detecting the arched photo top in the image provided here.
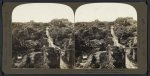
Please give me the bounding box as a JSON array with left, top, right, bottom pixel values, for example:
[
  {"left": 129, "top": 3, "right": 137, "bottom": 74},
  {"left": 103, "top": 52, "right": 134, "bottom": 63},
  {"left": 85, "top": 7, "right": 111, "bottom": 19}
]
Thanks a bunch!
[
  {"left": 75, "top": 3, "right": 137, "bottom": 22},
  {"left": 12, "top": 3, "right": 74, "bottom": 23}
]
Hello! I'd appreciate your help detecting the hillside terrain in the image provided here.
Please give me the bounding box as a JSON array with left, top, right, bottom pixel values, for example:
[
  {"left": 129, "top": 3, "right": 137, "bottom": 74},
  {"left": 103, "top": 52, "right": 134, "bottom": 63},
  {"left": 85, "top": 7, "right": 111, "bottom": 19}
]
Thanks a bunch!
[{"left": 12, "top": 17, "right": 137, "bottom": 69}]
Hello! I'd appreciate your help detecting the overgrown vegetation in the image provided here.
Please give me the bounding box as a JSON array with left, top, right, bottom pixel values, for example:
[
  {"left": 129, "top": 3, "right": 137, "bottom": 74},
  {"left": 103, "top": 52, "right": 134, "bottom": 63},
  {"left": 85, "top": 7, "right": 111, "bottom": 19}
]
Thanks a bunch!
[{"left": 12, "top": 17, "right": 137, "bottom": 69}]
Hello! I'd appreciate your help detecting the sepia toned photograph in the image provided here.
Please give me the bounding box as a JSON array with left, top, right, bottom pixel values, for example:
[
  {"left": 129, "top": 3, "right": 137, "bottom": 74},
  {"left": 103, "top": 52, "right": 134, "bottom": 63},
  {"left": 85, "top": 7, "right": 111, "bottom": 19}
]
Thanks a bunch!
[
  {"left": 74, "top": 3, "right": 138, "bottom": 69},
  {"left": 12, "top": 3, "right": 75, "bottom": 69},
  {"left": 12, "top": 3, "right": 138, "bottom": 70}
]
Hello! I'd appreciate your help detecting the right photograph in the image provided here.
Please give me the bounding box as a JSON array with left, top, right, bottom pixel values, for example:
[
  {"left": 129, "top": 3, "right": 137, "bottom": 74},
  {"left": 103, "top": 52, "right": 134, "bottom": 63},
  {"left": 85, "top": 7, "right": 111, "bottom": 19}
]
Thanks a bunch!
[{"left": 74, "top": 3, "right": 138, "bottom": 69}]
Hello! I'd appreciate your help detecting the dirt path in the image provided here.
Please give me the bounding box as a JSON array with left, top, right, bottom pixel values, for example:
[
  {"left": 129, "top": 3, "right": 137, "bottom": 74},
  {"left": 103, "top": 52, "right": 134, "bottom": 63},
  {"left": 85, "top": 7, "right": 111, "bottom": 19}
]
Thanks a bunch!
[
  {"left": 60, "top": 56, "right": 69, "bottom": 69},
  {"left": 125, "top": 48, "right": 138, "bottom": 69},
  {"left": 46, "top": 27, "right": 68, "bottom": 69},
  {"left": 111, "top": 26, "right": 125, "bottom": 48},
  {"left": 46, "top": 27, "right": 56, "bottom": 48},
  {"left": 111, "top": 25, "right": 137, "bottom": 69}
]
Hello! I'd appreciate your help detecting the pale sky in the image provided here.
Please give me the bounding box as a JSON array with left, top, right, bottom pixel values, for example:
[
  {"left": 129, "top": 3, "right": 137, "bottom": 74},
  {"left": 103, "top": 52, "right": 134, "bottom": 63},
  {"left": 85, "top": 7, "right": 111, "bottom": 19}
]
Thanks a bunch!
[
  {"left": 12, "top": 3, "right": 137, "bottom": 23},
  {"left": 12, "top": 3, "right": 74, "bottom": 23},
  {"left": 75, "top": 3, "right": 137, "bottom": 22}
]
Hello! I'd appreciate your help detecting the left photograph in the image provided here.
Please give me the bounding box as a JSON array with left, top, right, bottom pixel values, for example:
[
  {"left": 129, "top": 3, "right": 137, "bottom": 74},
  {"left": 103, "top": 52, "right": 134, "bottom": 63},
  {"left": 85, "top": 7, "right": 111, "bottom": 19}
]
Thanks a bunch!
[{"left": 12, "top": 3, "right": 75, "bottom": 69}]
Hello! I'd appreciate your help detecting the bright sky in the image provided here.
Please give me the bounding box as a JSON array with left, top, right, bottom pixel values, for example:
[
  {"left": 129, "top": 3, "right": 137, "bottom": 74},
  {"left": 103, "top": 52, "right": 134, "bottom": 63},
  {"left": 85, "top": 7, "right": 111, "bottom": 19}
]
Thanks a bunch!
[
  {"left": 12, "top": 3, "right": 74, "bottom": 23},
  {"left": 12, "top": 3, "right": 137, "bottom": 23},
  {"left": 75, "top": 3, "right": 137, "bottom": 22}
]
